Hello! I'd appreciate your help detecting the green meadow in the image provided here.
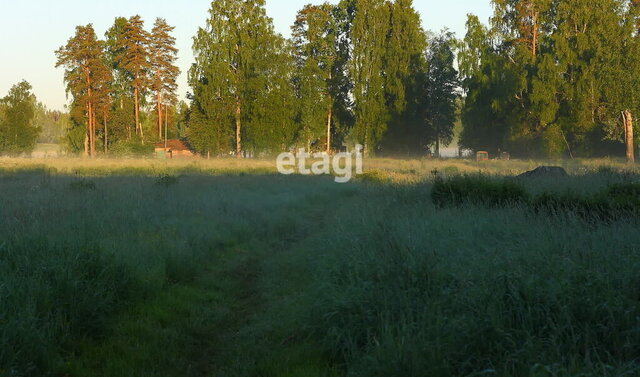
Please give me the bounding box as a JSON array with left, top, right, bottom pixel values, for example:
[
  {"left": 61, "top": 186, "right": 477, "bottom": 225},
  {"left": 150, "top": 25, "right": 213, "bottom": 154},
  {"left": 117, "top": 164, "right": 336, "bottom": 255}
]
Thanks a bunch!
[{"left": 1, "top": 157, "right": 640, "bottom": 377}]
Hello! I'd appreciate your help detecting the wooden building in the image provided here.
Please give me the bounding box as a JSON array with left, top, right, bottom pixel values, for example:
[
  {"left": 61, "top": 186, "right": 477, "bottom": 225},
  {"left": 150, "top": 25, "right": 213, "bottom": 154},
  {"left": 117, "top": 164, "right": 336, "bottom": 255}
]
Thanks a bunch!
[{"left": 154, "top": 140, "right": 195, "bottom": 158}]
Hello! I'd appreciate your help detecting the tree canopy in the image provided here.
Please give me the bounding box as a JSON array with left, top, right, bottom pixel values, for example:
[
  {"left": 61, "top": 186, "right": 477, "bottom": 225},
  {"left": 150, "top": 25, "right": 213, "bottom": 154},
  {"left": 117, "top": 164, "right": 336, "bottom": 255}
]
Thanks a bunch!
[
  {"left": 0, "top": 81, "right": 40, "bottom": 155},
  {"left": 46, "top": 0, "right": 640, "bottom": 160}
]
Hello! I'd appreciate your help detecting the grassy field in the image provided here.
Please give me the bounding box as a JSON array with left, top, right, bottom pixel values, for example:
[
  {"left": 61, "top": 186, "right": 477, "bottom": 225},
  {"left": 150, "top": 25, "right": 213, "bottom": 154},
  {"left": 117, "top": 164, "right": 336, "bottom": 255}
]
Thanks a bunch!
[{"left": 1, "top": 156, "right": 640, "bottom": 377}]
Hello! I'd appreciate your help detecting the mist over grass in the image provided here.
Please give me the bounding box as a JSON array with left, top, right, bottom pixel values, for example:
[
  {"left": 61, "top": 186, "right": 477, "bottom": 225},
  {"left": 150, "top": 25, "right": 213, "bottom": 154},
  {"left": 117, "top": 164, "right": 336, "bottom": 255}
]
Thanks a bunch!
[{"left": 1, "top": 157, "right": 639, "bottom": 376}]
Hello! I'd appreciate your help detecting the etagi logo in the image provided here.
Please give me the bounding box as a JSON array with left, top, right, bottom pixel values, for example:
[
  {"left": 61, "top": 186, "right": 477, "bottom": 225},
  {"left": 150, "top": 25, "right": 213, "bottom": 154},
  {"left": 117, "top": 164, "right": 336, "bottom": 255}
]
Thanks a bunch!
[{"left": 276, "top": 145, "right": 364, "bottom": 183}]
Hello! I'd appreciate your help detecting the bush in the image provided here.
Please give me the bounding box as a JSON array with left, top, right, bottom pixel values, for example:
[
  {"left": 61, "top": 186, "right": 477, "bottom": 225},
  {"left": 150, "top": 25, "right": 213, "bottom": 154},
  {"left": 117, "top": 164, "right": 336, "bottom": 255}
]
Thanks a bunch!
[
  {"left": 532, "top": 191, "right": 610, "bottom": 221},
  {"left": 431, "top": 174, "right": 640, "bottom": 222},
  {"left": 69, "top": 178, "right": 96, "bottom": 192},
  {"left": 358, "top": 170, "right": 392, "bottom": 184},
  {"left": 533, "top": 183, "right": 640, "bottom": 221},
  {"left": 431, "top": 174, "right": 529, "bottom": 208},
  {"left": 155, "top": 174, "right": 180, "bottom": 188},
  {"left": 108, "top": 140, "right": 154, "bottom": 158},
  {"left": 601, "top": 183, "right": 640, "bottom": 209}
]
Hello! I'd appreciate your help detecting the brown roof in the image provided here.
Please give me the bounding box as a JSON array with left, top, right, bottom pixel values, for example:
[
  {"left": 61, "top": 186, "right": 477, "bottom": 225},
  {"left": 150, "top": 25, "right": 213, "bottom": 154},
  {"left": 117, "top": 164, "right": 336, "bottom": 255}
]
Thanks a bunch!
[{"left": 154, "top": 139, "right": 192, "bottom": 151}]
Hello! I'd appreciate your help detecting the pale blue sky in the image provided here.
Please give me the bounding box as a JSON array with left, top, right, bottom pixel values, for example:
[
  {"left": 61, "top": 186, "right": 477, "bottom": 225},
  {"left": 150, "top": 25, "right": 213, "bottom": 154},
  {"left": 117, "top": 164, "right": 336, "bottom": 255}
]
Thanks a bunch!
[{"left": 0, "top": 1, "right": 492, "bottom": 111}]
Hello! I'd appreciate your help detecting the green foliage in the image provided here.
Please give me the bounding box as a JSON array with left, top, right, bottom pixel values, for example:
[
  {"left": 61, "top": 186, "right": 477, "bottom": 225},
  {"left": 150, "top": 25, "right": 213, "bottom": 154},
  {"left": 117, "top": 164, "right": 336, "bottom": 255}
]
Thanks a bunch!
[
  {"left": 431, "top": 174, "right": 530, "bottom": 207},
  {"left": 350, "top": 0, "right": 391, "bottom": 154},
  {"left": 108, "top": 138, "right": 154, "bottom": 157},
  {"left": 155, "top": 173, "right": 179, "bottom": 187},
  {"left": 0, "top": 81, "right": 40, "bottom": 155},
  {"left": 432, "top": 173, "right": 640, "bottom": 222},
  {"left": 149, "top": 18, "right": 180, "bottom": 140},
  {"left": 358, "top": 169, "right": 393, "bottom": 183},
  {"left": 380, "top": 0, "right": 428, "bottom": 155},
  {"left": 292, "top": 3, "right": 337, "bottom": 151},
  {"left": 461, "top": 0, "right": 640, "bottom": 158},
  {"left": 55, "top": 24, "right": 112, "bottom": 157},
  {"left": 459, "top": 15, "right": 521, "bottom": 155},
  {"left": 534, "top": 182, "right": 640, "bottom": 221},
  {"left": 424, "top": 31, "right": 460, "bottom": 156},
  {"left": 189, "top": 0, "right": 291, "bottom": 157},
  {"left": 183, "top": 0, "right": 455, "bottom": 157},
  {"left": 34, "top": 103, "right": 67, "bottom": 144}
]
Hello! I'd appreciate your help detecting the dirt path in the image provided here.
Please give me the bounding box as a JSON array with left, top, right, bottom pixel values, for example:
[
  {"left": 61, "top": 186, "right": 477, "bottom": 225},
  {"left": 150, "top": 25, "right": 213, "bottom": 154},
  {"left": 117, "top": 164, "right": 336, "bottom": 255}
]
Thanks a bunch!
[{"left": 63, "top": 187, "right": 354, "bottom": 377}]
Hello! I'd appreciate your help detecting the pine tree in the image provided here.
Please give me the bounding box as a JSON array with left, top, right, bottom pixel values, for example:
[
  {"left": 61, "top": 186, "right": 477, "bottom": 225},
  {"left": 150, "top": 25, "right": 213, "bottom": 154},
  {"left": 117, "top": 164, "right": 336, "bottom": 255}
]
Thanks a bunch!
[
  {"left": 105, "top": 17, "right": 133, "bottom": 140},
  {"left": 55, "top": 24, "right": 110, "bottom": 157},
  {"left": 93, "top": 57, "right": 113, "bottom": 154},
  {"left": 116, "top": 15, "right": 150, "bottom": 142},
  {"left": 149, "top": 18, "right": 180, "bottom": 140}
]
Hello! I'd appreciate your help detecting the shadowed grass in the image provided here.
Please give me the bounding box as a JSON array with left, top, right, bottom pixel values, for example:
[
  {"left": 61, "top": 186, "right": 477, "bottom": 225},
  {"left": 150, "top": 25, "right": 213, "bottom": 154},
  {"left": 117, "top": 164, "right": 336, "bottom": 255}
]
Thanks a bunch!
[{"left": 1, "top": 158, "right": 640, "bottom": 377}]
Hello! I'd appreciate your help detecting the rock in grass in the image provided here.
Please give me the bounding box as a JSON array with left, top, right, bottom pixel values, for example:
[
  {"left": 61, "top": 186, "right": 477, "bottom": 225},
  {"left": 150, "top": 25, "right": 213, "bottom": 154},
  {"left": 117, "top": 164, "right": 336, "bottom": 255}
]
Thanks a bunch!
[{"left": 517, "top": 166, "right": 568, "bottom": 179}]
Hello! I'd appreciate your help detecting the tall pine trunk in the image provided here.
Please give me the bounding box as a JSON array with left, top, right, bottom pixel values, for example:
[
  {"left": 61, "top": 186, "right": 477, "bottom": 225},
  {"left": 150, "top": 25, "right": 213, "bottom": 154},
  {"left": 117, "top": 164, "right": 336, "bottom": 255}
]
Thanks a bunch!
[
  {"left": 90, "top": 107, "right": 96, "bottom": 157},
  {"left": 84, "top": 64, "right": 93, "bottom": 157},
  {"left": 103, "top": 111, "right": 108, "bottom": 154},
  {"left": 326, "top": 106, "right": 332, "bottom": 154},
  {"left": 86, "top": 102, "right": 92, "bottom": 157},
  {"left": 235, "top": 97, "right": 242, "bottom": 158},
  {"left": 532, "top": 11, "right": 538, "bottom": 57},
  {"left": 157, "top": 92, "right": 162, "bottom": 139},
  {"left": 134, "top": 84, "right": 144, "bottom": 143},
  {"left": 84, "top": 130, "right": 89, "bottom": 157},
  {"left": 624, "top": 110, "right": 635, "bottom": 164}
]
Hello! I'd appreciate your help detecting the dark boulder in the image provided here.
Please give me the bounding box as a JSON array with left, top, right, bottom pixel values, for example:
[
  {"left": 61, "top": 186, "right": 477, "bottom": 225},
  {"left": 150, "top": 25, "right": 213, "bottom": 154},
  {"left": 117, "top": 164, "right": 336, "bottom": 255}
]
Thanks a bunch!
[{"left": 517, "top": 166, "right": 568, "bottom": 179}]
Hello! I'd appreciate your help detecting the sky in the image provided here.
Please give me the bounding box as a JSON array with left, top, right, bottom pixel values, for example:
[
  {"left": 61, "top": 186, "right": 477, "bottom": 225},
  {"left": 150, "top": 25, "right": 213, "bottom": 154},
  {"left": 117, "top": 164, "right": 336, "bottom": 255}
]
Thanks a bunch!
[{"left": 0, "top": 1, "right": 493, "bottom": 111}]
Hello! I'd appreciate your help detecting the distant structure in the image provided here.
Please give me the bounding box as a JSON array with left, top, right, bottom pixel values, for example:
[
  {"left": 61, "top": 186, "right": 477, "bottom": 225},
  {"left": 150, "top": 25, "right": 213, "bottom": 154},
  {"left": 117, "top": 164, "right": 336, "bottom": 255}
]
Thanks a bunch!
[
  {"left": 154, "top": 140, "right": 195, "bottom": 159},
  {"left": 476, "top": 151, "right": 489, "bottom": 162}
]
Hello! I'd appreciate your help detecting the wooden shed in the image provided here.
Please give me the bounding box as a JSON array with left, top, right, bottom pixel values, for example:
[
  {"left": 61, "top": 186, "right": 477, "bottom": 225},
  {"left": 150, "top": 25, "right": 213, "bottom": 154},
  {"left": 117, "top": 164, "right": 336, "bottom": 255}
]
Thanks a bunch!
[
  {"left": 476, "top": 151, "right": 489, "bottom": 162},
  {"left": 155, "top": 140, "right": 195, "bottom": 159}
]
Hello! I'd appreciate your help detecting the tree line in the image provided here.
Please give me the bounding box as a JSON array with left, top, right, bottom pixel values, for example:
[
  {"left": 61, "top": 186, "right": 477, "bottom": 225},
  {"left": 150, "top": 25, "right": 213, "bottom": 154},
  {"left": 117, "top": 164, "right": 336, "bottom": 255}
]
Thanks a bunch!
[
  {"left": 55, "top": 16, "right": 180, "bottom": 157},
  {"left": 47, "top": 0, "right": 640, "bottom": 159},
  {"left": 50, "top": 0, "right": 459, "bottom": 158},
  {"left": 187, "top": 0, "right": 459, "bottom": 158},
  {"left": 460, "top": 0, "right": 640, "bottom": 159}
]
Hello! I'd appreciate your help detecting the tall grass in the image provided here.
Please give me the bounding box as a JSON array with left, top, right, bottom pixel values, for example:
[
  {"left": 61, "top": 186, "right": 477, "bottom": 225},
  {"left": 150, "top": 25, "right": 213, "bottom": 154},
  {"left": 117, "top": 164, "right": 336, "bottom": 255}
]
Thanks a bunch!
[
  {"left": 297, "top": 181, "right": 640, "bottom": 376},
  {"left": 232, "top": 169, "right": 640, "bottom": 377},
  {"left": 2, "top": 158, "right": 640, "bottom": 376},
  {"left": 0, "top": 169, "right": 350, "bottom": 376}
]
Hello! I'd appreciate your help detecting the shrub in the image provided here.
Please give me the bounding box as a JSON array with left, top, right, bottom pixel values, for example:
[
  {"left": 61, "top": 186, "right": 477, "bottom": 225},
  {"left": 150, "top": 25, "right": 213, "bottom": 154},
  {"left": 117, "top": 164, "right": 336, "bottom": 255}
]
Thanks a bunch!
[
  {"left": 533, "top": 183, "right": 640, "bottom": 221},
  {"left": 431, "top": 174, "right": 529, "bottom": 208},
  {"left": 531, "top": 191, "right": 609, "bottom": 221},
  {"left": 108, "top": 140, "right": 154, "bottom": 158},
  {"left": 155, "top": 174, "right": 180, "bottom": 188},
  {"left": 358, "top": 170, "right": 392, "bottom": 184},
  {"left": 69, "top": 178, "right": 96, "bottom": 192},
  {"left": 601, "top": 183, "right": 640, "bottom": 209},
  {"left": 432, "top": 176, "right": 640, "bottom": 222}
]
